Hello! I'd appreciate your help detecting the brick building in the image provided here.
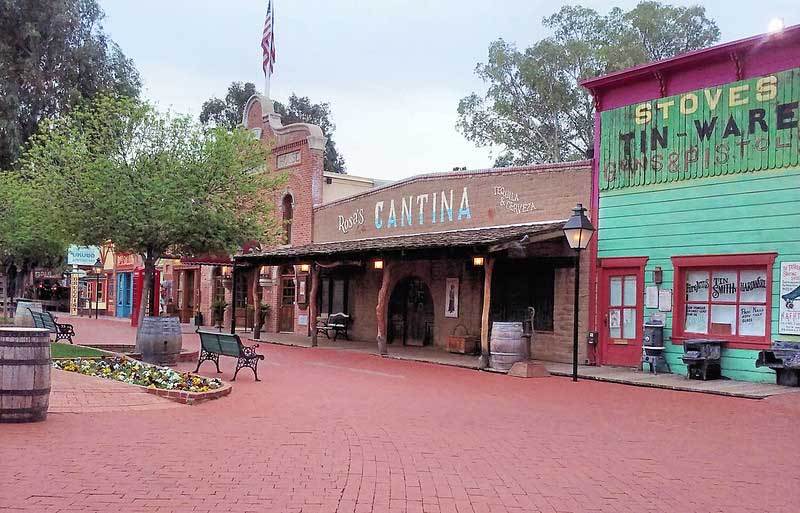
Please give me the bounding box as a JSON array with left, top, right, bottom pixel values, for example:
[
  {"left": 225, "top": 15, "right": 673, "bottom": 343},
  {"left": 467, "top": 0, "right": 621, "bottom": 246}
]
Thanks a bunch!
[{"left": 231, "top": 95, "right": 594, "bottom": 367}]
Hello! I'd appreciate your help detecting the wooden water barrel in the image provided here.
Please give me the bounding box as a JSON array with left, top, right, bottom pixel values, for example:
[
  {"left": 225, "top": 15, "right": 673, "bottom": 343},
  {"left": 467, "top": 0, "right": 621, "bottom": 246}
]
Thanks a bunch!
[
  {"left": 0, "top": 327, "right": 51, "bottom": 423},
  {"left": 14, "top": 300, "right": 43, "bottom": 327},
  {"left": 137, "top": 316, "right": 182, "bottom": 366},
  {"left": 490, "top": 322, "right": 528, "bottom": 372}
]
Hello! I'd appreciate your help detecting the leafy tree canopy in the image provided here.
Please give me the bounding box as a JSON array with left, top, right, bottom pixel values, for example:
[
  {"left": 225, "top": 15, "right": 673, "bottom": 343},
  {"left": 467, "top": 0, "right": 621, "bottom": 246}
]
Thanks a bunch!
[
  {"left": 457, "top": 1, "right": 720, "bottom": 166},
  {"left": 200, "top": 82, "right": 347, "bottom": 173},
  {"left": 0, "top": 0, "right": 141, "bottom": 170},
  {"left": 20, "top": 96, "right": 286, "bottom": 335}
]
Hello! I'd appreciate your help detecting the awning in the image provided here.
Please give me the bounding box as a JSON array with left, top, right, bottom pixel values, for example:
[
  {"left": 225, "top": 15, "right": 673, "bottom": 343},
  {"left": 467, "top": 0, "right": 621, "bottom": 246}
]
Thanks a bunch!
[{"left": 236, "top": 221, "right": 566, "bottom": 264}]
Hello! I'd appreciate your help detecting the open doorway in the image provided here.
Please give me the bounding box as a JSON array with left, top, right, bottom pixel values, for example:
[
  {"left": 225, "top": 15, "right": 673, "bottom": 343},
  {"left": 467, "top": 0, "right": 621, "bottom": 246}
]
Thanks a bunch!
[{"left": 388, "top": 277, "right": 434, "bottom": 346}]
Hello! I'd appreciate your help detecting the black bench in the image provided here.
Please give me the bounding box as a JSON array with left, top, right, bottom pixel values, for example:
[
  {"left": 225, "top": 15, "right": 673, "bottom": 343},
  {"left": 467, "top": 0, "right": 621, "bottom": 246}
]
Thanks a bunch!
[
  {"left": 316, "top": 312, "right": 350, "bottom": 341},
  {"left": 756, "top": 340, "right": 800, "bottom": 387},
  {"left": 29, "top": 308, "right": 75, "bottom": 344},
  {"left": 196, "top": 330, "right": 265, "bottom": 381}
]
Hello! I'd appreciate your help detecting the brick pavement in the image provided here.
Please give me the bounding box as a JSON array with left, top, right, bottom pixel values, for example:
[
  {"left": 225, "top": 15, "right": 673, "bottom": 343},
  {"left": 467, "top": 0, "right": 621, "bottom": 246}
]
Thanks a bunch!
[
  {"left": 1, "top": 318, "right": 798, "bottom": 512},
  {"left": 48, "top": 368, "right": 181, "bottom": 413}
]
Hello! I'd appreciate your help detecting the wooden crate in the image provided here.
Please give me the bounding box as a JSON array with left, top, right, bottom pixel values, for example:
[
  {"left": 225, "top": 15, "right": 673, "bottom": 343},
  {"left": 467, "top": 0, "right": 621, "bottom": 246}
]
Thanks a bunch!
[{"left": 446, "top": 335, "right": 479, "bottom": 354}]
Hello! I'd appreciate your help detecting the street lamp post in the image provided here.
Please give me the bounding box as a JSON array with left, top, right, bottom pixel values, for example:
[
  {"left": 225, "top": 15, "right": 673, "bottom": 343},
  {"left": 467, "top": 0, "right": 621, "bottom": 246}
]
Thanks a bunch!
[
  {"left": 93, "top": 258, "right": 103, "bottom": 320},
  {"left": 563, "top": 203, "right": 595, "bottom": 382}
]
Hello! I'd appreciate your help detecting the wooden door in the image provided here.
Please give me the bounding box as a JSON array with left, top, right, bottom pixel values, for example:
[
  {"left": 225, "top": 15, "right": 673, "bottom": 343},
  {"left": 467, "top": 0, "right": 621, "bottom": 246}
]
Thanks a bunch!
[
  {"left": 279, "top": 277, "right": 295, "bottom": 332},
  {"left": 599, "top": 265, "right": 643, "bottom": 366},
  {"left": 403, "top": 278, "right": 433, "bottom": 346}
]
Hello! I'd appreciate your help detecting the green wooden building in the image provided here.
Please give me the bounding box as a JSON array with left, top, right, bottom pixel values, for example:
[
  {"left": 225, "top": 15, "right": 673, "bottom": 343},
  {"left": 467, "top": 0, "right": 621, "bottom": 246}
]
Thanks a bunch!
[{"left": 582, "top": 27, "right": 800, "bottom": 383}]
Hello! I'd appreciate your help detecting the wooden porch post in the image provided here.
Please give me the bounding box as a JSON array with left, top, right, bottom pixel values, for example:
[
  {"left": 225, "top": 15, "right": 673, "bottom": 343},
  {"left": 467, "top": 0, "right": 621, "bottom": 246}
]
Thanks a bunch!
[
  {"left": 309, "top": 262, "right": 319, "bottom": 347},
  {"left": 478, "top": 257, "right": 495, "bottom": 368},
  {"left": 230, "top": 265, "right": 237, "bottom": 335},
  {"left": 376, "top": 260, "right": 392, "bottom": 355}
]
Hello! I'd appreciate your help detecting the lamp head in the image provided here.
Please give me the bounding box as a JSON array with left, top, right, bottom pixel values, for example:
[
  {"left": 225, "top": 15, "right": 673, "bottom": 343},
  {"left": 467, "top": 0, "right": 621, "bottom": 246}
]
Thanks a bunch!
[{"left": 563, "top": 203, "right": 595, "bottom": 250}]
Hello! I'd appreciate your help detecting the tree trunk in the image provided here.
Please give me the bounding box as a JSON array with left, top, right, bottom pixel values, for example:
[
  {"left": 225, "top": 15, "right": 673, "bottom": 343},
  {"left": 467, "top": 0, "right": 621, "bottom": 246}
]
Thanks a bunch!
[{"left": 134, "top": 254, "right": 156, "bottom": 352}]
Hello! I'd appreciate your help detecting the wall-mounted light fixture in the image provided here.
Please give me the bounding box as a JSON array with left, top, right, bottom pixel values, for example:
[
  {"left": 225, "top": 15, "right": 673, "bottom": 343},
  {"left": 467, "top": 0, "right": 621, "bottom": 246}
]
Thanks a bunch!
[
  {"left": 373, "top": 259, "right": 384, "bottom": 270},
  {"left": 653, "top": 266, "right": 663, "bottom": 285},
  {"left": 299, "top": 263, "right": 311, "bottom": 273},
  {"left": 472, "top": 256, "right": 485, "bottom": 267}
]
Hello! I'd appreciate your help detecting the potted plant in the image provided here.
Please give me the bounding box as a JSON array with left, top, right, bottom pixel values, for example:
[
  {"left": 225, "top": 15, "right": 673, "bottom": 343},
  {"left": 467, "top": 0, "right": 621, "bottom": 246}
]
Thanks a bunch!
[
  {"left": 253, "top": 303, "right": 271, "bottom": 340},
  {"left": 211, "top": 298, "right": 228, "bottom": 330}
]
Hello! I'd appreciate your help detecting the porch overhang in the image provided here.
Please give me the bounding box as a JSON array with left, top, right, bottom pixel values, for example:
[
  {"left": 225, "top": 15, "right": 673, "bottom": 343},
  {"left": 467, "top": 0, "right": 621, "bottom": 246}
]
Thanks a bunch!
[{"left": 234, "top": 221, "right": 567, "bottom": 266}]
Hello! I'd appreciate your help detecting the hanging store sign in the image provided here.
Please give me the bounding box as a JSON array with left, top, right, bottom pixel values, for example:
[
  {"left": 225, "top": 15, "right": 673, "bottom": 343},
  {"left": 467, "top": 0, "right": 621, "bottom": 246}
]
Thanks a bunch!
[
  {"left": 67, "top": 245, "right": 100, "bottom": 266},
  {"left": 599, "top": 67, "right": 800, "bottom": 191},
  {"left": 314, "top": 165, "right": 590, "bottom": 243},
  {"left": 779, "top": 261, "right": 800, "bottom": 335}
]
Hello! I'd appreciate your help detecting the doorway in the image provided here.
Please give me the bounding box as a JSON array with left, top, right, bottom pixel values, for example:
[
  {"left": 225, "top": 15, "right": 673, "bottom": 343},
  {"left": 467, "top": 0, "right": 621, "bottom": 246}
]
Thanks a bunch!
[
  {"left": 598, "top": 258, "right": 646, "bottom": 367},
  {"left": 177, "top": 270, "right": 196, "bottom": 323},
  {"left": 116, "top": 272, "right": 133, "bottom": 318},
  {"left": 279, "top": 272, "right": 295, "bottom": 332},
  {"left": 389, "top": 277, "right": 434, "bottom": 346}
]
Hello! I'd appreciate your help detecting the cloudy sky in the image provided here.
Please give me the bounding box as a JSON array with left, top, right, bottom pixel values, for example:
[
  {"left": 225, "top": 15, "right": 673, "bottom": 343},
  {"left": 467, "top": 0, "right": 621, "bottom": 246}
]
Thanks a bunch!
[{"left": 98, "top": 0, "right": 797, "bottom": 181}]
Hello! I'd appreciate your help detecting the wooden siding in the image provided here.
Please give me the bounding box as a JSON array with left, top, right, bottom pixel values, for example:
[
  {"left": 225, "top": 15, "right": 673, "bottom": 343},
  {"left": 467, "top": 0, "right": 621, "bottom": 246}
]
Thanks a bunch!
[
  {"left": 599, "top": 67, "right": 800, "bottom": 191},
  {"left": 598, "top": 167, "right": 800, "bottom": 382}
]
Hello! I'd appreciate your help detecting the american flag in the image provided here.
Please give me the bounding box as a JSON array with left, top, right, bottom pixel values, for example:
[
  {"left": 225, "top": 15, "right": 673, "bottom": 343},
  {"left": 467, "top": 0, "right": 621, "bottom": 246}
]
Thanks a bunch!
[{"left": 261, "top": 0, "right": 276, "bottom": 76}]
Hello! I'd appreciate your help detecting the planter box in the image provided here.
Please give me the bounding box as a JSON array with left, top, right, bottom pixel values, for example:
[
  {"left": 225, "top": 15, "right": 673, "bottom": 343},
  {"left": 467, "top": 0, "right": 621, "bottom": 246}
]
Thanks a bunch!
[{"left": 447, "top": 335, "right": 479, "bottom": 355}]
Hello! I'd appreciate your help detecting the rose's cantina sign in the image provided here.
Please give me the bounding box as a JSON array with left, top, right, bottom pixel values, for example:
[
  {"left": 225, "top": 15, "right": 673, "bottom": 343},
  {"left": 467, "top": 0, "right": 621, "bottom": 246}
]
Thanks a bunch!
[
  {"left": 337, "top": 187, "right": 473, "bottom": 234},
  {"left": 599, "top": 67, "right": 800, "bottom": 190}
]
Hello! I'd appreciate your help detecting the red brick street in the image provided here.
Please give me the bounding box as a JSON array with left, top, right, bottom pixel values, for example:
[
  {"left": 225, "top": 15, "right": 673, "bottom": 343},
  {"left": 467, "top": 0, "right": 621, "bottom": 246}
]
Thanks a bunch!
[{"left": 1, "top": 318, "right": 798, "bottom": 513}]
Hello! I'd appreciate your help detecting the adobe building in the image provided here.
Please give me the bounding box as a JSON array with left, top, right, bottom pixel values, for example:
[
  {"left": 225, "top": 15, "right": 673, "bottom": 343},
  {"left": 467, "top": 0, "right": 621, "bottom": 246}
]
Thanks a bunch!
[
  {"left": 582, "top": 25, "right": 800, "bottom": 383},
  {"left": 231, "top": 94, "right": 593, "bottom": 368}
]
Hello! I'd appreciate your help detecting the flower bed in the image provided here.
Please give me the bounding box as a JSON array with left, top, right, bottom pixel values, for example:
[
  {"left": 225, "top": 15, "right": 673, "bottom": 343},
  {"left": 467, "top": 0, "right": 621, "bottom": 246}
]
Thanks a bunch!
[{"left": 53, "top": 357, "right": 224, "bottom": 393}]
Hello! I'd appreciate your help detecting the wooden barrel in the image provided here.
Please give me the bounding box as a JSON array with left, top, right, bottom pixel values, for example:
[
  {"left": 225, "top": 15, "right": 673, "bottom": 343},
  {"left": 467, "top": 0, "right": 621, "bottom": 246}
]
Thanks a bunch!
[
  {"left": 490, "top": 322, "right": 528, "bottom": 372},
  {"left": 13, "top": 300, "right": 43, "bottom": 327},
  {"left": 0, "top": 327, "right": 51, "bottom": 423},
  {"left": 138, "top": 316, "right": 182, "bottom": 366}
]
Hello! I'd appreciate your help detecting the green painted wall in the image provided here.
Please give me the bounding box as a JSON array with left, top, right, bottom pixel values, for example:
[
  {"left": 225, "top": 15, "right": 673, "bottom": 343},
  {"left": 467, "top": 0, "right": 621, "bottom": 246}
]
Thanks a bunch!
[{"left": 598, "top": 167, "right": 800, "bottom": 382}]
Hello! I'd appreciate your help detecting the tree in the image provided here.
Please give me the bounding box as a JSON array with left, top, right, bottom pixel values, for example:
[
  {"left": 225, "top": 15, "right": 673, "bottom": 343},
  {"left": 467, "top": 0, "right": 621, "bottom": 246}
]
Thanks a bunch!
[
  {"left": 21, "top": 96, "right": 285, "bottom": 344},
  {"left": 457, "top": 1, "right": 720, "bottom": 166},
  {"left": 0, "top": 173, "right": 67, "bottom": 299},
  {"left": 200, "top": 83, "right": 347, "bottom": 173},
  {"left": 0, "top": 0, "right": 141, "bottom": 170}
]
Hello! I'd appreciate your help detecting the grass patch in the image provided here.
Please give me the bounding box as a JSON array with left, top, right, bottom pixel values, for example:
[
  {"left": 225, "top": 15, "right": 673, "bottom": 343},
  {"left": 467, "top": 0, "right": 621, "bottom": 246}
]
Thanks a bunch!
[{"left": 51, "top": 343, "right": 106, "bottom": 359}]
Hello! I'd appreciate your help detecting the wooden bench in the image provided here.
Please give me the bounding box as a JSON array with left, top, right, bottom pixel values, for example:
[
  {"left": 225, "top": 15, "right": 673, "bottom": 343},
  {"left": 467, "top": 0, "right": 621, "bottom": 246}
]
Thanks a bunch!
[
  {"left": 316, "top": 312, "right": 350, "bottom": 341},
  {"left": 195, "top": 330, "right": 265, "bottom": 381},
  {"left": 756, "top": 340, "right": 800, "bottom": 387},
  {"left": 29, "top": 308, "right": 75, "bottom": 344}
]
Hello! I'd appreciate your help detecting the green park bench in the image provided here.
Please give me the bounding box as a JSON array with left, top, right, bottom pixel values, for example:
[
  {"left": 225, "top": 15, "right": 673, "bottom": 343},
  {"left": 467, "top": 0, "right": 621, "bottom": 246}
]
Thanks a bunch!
[
  {"left": 29, "top": 308, "right": 75, "bottom": 344},
  {"left": 195, "top": 330, "right": 265, "bottom": 381}
]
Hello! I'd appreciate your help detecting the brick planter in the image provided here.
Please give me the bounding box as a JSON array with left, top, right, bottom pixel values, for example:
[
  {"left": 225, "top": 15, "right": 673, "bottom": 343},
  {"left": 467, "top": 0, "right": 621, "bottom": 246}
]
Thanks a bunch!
[
  {"left": 53, "top": 354, "right": 232, "bottom": 406},
  {"left": 141, "top": 382, "right": 232, "bottom": 405}
]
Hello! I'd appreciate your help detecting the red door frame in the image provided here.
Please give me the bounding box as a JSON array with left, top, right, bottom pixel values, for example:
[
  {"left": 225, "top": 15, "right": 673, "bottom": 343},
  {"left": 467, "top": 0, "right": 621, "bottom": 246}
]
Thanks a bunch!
[{"left": 597, "top": 257, "right": 648, "bottom": 366}]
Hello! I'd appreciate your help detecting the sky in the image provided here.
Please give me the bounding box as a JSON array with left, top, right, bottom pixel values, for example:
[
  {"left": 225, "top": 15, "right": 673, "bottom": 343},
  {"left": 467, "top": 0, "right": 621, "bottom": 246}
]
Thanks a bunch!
[{"left": 97, "top": 0, "right": 798, "bottom": 181}]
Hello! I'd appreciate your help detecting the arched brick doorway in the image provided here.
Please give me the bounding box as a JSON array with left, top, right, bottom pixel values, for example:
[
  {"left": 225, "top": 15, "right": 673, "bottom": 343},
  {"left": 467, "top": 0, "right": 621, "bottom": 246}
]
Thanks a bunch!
[{"left": 388, "top": 277, "right": 434, "bottom": 347}]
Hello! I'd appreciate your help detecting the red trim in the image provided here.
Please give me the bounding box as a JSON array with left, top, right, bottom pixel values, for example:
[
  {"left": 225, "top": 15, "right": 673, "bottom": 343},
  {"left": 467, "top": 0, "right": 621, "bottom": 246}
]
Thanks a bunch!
[
  {"left": 599, "top": 256, "right": 649, "bottom": 269},
  {"left": 580, "top": 24, "right": 800, "bottom": 90},
  {"left": 671, "top": 253, "right": 777, "bottom": 350}
]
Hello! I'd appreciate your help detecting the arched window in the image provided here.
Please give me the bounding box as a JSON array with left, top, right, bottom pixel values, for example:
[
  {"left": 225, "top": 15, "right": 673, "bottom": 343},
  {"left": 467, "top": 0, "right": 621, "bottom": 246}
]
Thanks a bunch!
[{"left": 282, "top": 194, "right": 293, "bottom": 244}]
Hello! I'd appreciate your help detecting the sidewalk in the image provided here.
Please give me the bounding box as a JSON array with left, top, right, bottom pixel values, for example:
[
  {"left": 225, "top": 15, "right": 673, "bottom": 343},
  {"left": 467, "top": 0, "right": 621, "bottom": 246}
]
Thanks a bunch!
[{"left": 256, "top": 331, "right": 800, "bottom": 399}]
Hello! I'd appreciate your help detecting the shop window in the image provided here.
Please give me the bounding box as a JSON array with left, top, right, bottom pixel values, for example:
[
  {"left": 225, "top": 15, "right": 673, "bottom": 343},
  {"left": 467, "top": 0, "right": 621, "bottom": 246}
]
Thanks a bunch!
[
  {"left": 318, "top": 277, "right": 349, "bottom": 315},
  {"left": 673, "top": 254, "right": 776, "bottom": 348},
  {"left": 282, "top": 194, "right": 293, "bottom": 245},
  {"left": 213, "top": 268, "right": 225, "bottom": 303}
]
